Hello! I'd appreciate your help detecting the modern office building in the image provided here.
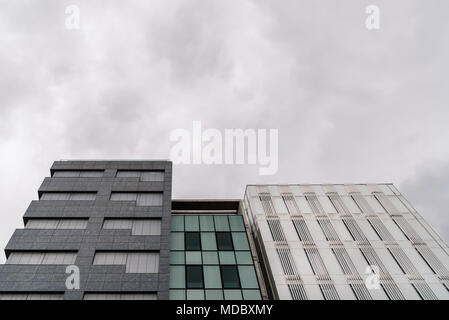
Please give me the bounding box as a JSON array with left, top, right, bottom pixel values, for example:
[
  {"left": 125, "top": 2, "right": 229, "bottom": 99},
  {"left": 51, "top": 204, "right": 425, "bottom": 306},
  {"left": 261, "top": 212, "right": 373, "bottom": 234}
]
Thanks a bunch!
[
  {"left": 0, "top": 160, "right": 172, "bottom": 300},
  {"left": 243, "top": 184, "right": 449, "bottom": 300},
  {"left": 169, "top": 200, "right": 266, "bottom": 300},
  {"left": 0, "top": 161, "right": 448, "bottom": 300}
]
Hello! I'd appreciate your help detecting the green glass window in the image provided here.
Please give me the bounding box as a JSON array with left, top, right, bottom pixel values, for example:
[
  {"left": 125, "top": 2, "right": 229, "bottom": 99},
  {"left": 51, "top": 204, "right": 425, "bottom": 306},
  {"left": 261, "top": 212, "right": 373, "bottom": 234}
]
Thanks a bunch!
[
  {"left": 214, "top": 216, "right": 230, "bottom": 231},
  {"left": 171, "top": 216, "right": 184, "bottom": 231},
  {"left": 221, "top": 265, "right": 240, "bottom": 288},
  {"left": 238, "top": 266, "right": 259, "bottom": 289},
  {"left": 201, "top": 232, "right": 217, "bottom": 251},
  {"left": 229, "top": 216, "right": 245, "bottom": 231},
  {"left": 170, "top": 290, "right": 185, "bottom": 300},
  {"left": 216, "top": 232, "right": 233, "bottom": 250},
  {"left": 170, "top": 266, "right": 185, "bottom": 288},
  {"left": 219, "top": 251, "right": 236, "bottom": 265},
  {"left": 171, "top": 233, "right": 184, "bottom": 250},
  {"left": 187, "top": 289, "right": 205, "bottom": 300},
  {"left": 202, "top": 252, "right": 219, "bottom": 265},
  {"left": 235, "top": 251, "right": 253, "bottom": 265},
  {"left": 205, "top": 289, "right": 224, "bottom": 300},
  {"left": 185, "top": 216, "right": 199, "bottom": 231},
  {"left": 185, "top": 232, "right": 201, "bottom": 250},
  {"left": 242, "top": 290, "right": 261, "bottom": 300},
  {"left": 203, "top": 266, "right": 222, "bottom": 288},
  {"left": 199, "top": 216, "right": 215, "bottom": 231},
  {"left": 224, "top": 290, "right": 242, "bottom": 300},
  {"left": 170, "top": 251, "right": 185, "bottom": 265},
  {"left": 186, "top": 251, "right": 202, "bottom": 264},
  {"left": 186, "top": 265, "right": 203, "bottom": 289},
  {"left": 232, "top": 232, "right": 250, "bottom": 250}
]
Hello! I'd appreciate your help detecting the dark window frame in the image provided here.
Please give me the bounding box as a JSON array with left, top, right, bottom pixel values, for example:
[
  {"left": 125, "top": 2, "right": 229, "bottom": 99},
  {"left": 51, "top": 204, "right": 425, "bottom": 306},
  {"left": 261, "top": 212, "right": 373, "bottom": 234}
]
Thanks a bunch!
[
  {"left": 185, "top": 232, "right": 202, "bottom": 251},
  {"left": 186, "top": 265, "right": 204, "bottom": 289},
  {"left": 216, "top": 232, "right": 234, "bottom": 251},
  {"left": 220, "top": 265, "right": 241, "bottom": 289}
]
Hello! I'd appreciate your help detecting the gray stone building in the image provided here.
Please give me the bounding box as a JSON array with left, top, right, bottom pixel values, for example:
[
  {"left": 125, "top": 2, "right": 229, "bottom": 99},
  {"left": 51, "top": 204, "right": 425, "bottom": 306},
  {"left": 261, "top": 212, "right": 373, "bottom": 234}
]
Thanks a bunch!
[{"left": 0, "top": 160, "right": 172, "bottom": 300}]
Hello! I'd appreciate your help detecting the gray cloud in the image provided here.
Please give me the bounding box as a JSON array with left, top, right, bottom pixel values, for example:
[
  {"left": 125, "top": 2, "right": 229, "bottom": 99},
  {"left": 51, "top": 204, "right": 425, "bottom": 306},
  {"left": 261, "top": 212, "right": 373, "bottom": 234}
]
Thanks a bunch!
[
  {"left": 0, "top": 0, "right": 449, "bottom": 262},
  {"left": 400, "top": 161, "right": 449, "bottom": 243}
]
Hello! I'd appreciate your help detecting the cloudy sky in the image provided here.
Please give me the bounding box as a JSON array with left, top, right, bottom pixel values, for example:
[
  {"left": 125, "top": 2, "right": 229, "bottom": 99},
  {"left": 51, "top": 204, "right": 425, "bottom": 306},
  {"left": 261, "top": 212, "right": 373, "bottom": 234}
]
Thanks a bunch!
[{"left": 0, "top": 0, "right": 448, "bottom": 263}]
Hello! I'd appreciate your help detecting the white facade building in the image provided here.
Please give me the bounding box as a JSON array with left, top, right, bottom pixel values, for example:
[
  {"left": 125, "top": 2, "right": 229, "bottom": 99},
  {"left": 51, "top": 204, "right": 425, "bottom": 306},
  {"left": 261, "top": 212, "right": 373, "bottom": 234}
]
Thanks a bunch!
[{"left": 243, "top": 184, "right": 449, "bottom": 300}]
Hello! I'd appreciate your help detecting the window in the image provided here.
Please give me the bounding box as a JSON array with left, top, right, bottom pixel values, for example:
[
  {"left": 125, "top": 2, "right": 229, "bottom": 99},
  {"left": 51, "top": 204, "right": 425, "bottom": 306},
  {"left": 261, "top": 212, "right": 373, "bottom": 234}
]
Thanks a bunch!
[
  {"left": 228, "top": 216, "right": 245, "bottom": 231},
  {"left": 185, "top": 216, "right": 199, "bottom": 231},
  {"left": 199, "top": 216, "right": 215, "bottom": 231},
  {"left": 219, "top": 252, "right": 236, "bottom": 265},
  {"left": 231, "top": 232, "right": 250, "bottom": 251},
  {"left": 26, "top": 219, "right": 88, "bottom": 229},
  {"left": 342, "top": 218, "right": 367, "bottom": 241},
  {"left": 350, "top": 283, "right": 372, "bottom": 300},
  {"left": 214, "top": 216, "right": 230, "bottom": 231},
  {"left": 367, "top": 218, "right": 394, "bottom": 241},
  {"left": 282, "top": 193, "right": 302, "bottom": 216},
  {"left": 170, "top": 290, "right": 185, "bottom": 300},
  {"left": 288, "top": 284, "right": 308, "bottom": 300},
  {"left": 267, "top": 219, "right": 287, "bottom": 242},
  {"left": 171, "top": 216, "right": 184, "bottom": 231},
  {"left": 350, "top": 192, "right": 372, "bottom": 213},
  {"left": 186, "top": 251, "right": 202, "bottom": 264},
  {"left": 53, "top": 170, "right": 103, "bottom": 178},
  {"left": 259, "top": 193, "right": 276, "bottom": 216},
  {"left": 292, "top": 218, "right": 313, "bottom": 242},
  {"left": 170, "top": 252, "right": 185, "bottom": 265},
  {"left": 40, "top": 192, "right": 96, "bottom": 200},
  {"left": 327, "top": 192, "right": 349, "bottom": 214},
  {"left": 205, "top": 290, "right": 224, "bottom": 300},
  {"left": 304, "top": 247, "right": 329, "bottom": 277},
  {"left": 204, "top": 266, "right": 222, "bottom": 288},
  {"left": 202, "top": 252, "right": 219, "bottom": 265},
  {"left": 235, "top": 251, "right": 253, "bottom": 265},
  {"left": 93, "top": 252, "right": 159, "bottom": 273},
  {"left": 187, "top": 290, "right": 204, "bottom": 300},
  {"left": 304, "top": 193, "right": 325, "bottom": 215},
  {"left": 186, "top": 266, "right": 203, "bottom": 288},
  {"left": 116, "top": 170, "right": 164, "bottom": 182},
  {"left": 332, "top": 247, "right": 358, "bottom": 275},
  {"left": 6, "top": 252, "right": 77, "bottom": 265},
  {"left": 185, "top": 232, "right": 201, "bottom": 251},
  {"left": 201, "top": 233, "right": 217, "bottom": 251},
  {"left": 110, "top": 192, "right": 163, "bottom": 206},
  {"left": 171, "top": 233, "right": 184, "bottom": 250},
  {"left": 0, "top": 293, "right": 64, "bottom": 300},
  {"left": 224, "top": 290, "right": 242, "bottom": 300},
  {"left": 277, "top": 248, "right": 298, "bottom": 276},
  {"left": 221, "top": 266, "right": 240, "bottom": 288},
  {"left": 415, "top": 245, "right": 449, "bottom": 276},
  {"left": 137, "top": 193, "right": 163, "bottom": 206},
  {"left": 387, "top": 247, "right": 417, "bottom": 275},
  {"left": 317, "top": 218, "right": 339, "bottom": 241},
  {"left": 242, "top": 290, "right": 262, "bottom": 300},
  {"left": 373, "top": 192, "right": 398, "bottom": 215},
  {"left": 216, "top": 233, "right": 233, "bottom": 250},
  {"left": 83, "top": 293, "right": 156, "bottom": 300},
  {"left": 170, "top": 266, "right": 185, "bottom": 288},
  {"left": 238, "top": 266, "right": 259, "bottom": 289},
  {"left": 103, "top": 219, "right": 161, "bottom": 235}
]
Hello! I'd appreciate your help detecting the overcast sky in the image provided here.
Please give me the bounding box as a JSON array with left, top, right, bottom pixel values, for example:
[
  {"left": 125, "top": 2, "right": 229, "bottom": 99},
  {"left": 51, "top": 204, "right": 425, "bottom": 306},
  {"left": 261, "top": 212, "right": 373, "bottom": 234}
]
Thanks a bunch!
[{"left": 0, "top": 0, "right": 448, "bottom": 263}]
